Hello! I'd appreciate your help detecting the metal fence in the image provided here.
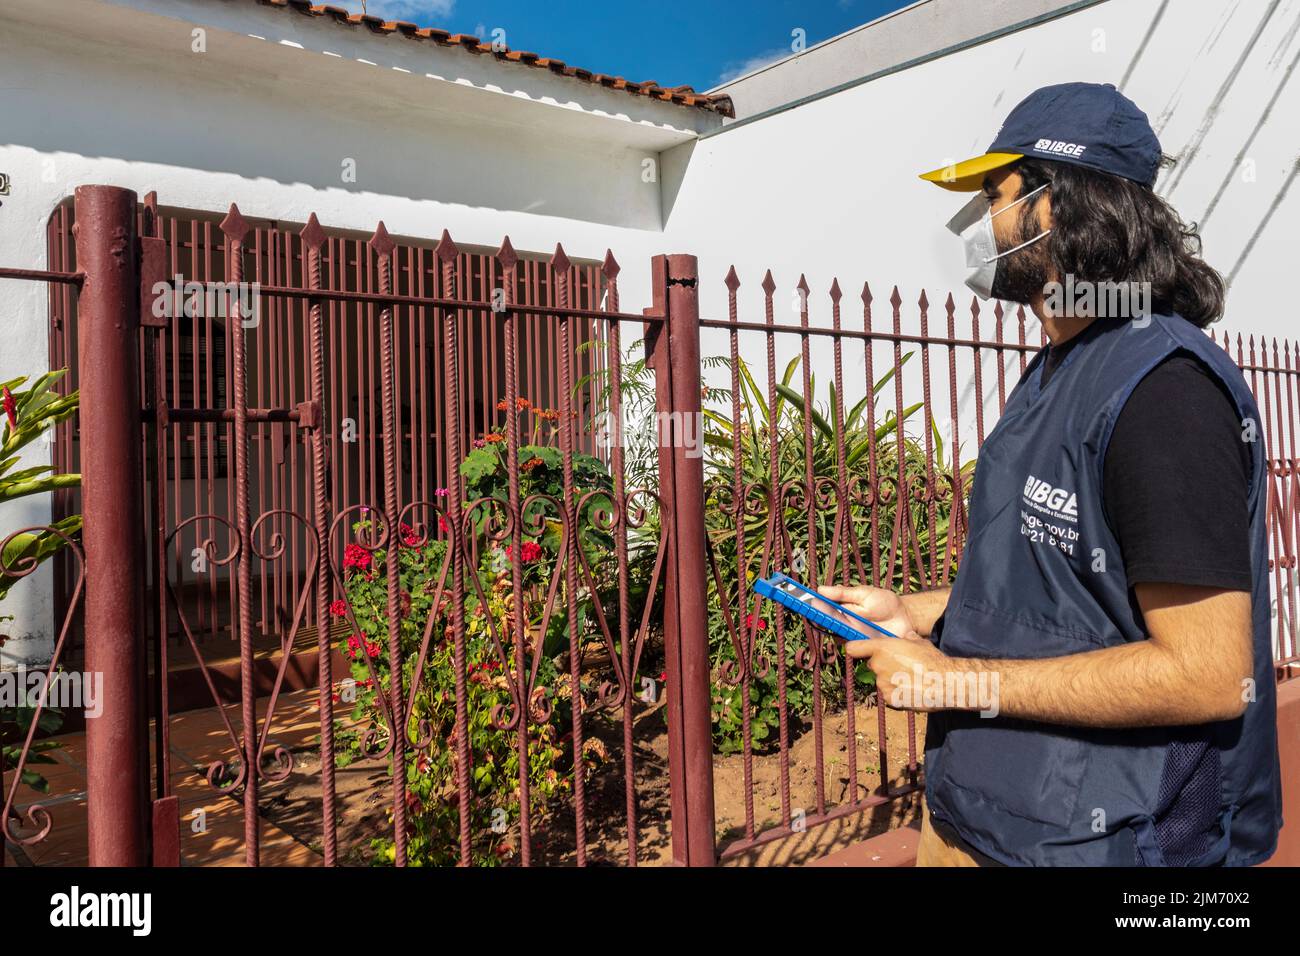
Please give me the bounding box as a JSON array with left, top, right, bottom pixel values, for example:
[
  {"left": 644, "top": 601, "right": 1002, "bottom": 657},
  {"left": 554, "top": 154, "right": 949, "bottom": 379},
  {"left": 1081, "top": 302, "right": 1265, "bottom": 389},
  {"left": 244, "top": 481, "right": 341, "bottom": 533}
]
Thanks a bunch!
[
  {"left": 2, "top": 184, "right": 1298, "bottom": 869},
  {"left": 47, "top": 200, "right": 613, "bottom": 659}
]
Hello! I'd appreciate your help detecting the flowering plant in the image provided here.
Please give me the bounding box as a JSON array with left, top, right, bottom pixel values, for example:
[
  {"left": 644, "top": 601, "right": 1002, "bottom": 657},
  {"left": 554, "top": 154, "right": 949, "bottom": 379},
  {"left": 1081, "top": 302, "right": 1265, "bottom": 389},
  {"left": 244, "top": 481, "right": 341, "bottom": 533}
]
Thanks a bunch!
[{"left": 334, "top": 394, "right": 633, "bottom": 865}]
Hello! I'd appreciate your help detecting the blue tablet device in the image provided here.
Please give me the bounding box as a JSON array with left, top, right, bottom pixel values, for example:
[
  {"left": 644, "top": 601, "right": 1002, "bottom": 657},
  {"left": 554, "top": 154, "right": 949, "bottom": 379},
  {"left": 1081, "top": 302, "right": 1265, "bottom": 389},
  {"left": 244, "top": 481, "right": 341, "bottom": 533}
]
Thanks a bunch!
[{"left": 753, "top": 572, "right": 899, "bottom": 642}]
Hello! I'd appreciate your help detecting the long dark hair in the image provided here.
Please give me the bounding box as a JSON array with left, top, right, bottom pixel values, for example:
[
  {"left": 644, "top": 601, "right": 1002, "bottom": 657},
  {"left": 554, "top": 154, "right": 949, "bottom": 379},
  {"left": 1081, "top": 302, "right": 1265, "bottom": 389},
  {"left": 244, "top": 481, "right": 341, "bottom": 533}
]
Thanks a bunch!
[{"left": 1013, "top": 158, "right": 1225, "bottom": 327}]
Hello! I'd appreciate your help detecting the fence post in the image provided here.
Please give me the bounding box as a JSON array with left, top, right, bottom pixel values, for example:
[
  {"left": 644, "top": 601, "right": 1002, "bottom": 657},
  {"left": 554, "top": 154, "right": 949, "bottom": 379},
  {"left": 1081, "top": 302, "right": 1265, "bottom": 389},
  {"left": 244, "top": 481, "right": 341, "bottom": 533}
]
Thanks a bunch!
[
  {"left": 74, "top": 185, "right": 150, "bottom": 866},
  {"left": 648, "top": 253, "right": 716, "bottom": 865}
]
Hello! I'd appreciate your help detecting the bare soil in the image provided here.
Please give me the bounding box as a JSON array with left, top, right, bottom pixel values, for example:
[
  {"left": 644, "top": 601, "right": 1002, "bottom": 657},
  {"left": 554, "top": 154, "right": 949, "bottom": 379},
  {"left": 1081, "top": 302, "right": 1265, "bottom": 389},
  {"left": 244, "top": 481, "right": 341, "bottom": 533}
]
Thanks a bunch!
[{"left": 258, "top": 700, "right": 925, "bottom": 867}]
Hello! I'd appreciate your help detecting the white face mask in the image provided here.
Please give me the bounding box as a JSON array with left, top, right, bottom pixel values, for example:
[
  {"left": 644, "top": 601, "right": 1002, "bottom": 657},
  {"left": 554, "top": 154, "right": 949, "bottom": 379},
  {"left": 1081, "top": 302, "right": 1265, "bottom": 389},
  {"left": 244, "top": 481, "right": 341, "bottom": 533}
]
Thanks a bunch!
[{"left": 945, "top": 182, "right": 1052, "bottom": 300}]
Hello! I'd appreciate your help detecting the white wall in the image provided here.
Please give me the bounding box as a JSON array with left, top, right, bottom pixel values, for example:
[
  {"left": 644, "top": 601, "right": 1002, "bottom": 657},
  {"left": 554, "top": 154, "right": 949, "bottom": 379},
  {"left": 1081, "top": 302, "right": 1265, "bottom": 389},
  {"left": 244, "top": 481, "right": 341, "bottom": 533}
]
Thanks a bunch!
[
  {"left": 0, "top": 0, "right": 705, "bottom": 663},
  {"left": 665, "top": 0, "right": 1300, "bottom": 461}
]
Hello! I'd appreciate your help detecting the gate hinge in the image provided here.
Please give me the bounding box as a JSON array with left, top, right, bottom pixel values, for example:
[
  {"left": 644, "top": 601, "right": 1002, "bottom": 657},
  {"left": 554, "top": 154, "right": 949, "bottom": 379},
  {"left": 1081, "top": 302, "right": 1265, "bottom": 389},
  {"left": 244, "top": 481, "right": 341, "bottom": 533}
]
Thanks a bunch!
[{"left": 139, "top": 236, "right": 169, "bottom": 328}]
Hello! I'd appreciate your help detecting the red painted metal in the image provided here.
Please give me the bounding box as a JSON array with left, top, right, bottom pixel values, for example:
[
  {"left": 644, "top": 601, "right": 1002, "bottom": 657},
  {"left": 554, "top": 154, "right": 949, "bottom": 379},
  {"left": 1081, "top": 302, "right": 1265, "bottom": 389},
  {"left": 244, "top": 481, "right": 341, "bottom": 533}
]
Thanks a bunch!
[
  {"left": 372, "top": 221, "right": 407, "bottom": 867},
  {"left": 302, "top": 214, "right": 338, "bottom": 865},
  {"left": 73, "top": 184, "right": 150, "bottom": 867},
  {"left": 663, "top": 254, "right": 716, "bottom": 866},
  {"left": 151, "top": 795, "right": 180, "bottom": 867}
]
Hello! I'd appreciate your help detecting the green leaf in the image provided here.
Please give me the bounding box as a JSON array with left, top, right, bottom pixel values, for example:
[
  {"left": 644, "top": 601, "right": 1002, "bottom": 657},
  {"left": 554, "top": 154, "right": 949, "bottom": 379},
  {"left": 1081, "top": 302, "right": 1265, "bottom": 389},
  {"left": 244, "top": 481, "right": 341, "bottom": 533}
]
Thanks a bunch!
[
  {"left": 459, "top": 447, "right": 501, "bottom": 487},
  {"left": 774, "top": 384, "right": 833, "bottom": 439}
]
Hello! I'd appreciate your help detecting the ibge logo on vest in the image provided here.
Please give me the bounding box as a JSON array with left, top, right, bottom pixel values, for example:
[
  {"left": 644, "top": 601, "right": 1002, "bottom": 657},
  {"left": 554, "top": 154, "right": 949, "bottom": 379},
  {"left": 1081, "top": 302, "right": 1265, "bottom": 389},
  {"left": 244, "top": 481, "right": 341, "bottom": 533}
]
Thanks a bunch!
[{"left": 1020, "top": 474, "right": 1079, "bottom": 557}]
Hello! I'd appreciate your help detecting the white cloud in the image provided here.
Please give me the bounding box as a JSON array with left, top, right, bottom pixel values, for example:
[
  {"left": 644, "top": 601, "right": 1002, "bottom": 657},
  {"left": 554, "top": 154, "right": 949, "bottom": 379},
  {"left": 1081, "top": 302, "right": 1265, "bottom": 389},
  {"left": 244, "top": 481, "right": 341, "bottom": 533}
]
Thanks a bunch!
[{"left": 715, "top": 46, "right": 792, "bottom": 85}]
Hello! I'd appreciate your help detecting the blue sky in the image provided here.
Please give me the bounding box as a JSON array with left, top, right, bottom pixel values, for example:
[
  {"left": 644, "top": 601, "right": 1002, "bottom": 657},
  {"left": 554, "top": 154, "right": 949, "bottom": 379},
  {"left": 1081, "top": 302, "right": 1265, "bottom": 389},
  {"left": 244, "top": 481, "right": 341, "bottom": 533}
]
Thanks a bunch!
[{"left": 338, "top": 0, "right": 916, "bottom": 91}]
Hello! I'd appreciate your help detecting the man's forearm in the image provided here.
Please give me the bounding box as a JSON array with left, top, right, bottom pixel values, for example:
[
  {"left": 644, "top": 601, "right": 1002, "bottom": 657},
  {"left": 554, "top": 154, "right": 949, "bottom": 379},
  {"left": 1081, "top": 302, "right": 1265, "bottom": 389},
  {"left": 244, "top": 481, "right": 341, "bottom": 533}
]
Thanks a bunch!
[
  {"left": 900, "top": 587, "right": 951, "bottom": 637},
  {"left": 950, "top": 642, "right": 1247, "bottom": 728}
]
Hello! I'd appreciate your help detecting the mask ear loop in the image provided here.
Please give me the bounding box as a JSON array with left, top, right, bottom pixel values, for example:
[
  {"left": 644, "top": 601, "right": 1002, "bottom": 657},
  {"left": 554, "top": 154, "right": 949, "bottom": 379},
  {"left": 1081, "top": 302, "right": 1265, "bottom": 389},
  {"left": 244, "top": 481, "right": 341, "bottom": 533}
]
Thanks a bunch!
[
  {"left": 983, "top": 228, "right": 1053, "bottom": 264},
  {"left": 983, "top": 182, "right": 1053, "bottom": 263},
  {"left": 988, "top": 180, "right": 1051, "bottom": 220}
]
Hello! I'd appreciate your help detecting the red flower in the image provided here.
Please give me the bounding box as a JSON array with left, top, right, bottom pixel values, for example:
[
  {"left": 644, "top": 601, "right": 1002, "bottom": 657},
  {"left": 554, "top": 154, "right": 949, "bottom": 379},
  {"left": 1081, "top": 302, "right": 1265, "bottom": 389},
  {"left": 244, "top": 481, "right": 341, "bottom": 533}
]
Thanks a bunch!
[
  {"left": 1, "top": 387, "right": 15, "bottom": 432},
  {"left": 343, "top": 543, "right": 371, "bottom": 572},
  {"left": 330, "top": 599, "right": 348, "bottom": 617},
  {"left": 399, "top": 522, "right": 420, "bottom": 547},
  {"left": 505, "top": 541, "right": 544, "bottom": 564},
  {"left": 744, "top": 614, "right": 768, "bottom": 631},
  {"left": 438, "top": 515, "right": 450, "bottom": 534},
  {"left": 366, "top": 641, "right": 382, "bottom": 659}
]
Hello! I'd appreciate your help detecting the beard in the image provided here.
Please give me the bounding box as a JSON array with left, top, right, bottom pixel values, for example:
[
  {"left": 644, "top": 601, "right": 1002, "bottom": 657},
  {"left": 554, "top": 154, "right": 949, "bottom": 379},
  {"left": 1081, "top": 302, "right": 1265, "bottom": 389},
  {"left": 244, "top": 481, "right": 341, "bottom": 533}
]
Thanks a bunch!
[{"left": 989, "top": 205, "right": 1053, "bottom": 304}]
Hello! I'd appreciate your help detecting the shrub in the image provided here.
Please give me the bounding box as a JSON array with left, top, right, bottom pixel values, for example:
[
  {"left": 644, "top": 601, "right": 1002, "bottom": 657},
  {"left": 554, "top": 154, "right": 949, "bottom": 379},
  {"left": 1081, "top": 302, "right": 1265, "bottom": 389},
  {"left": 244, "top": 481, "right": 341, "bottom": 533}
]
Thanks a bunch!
[
  {"left": 702, "top": 355, "right": 975, "bottom": 753},
  {"left": 335, "top": 397, "right": 638, "bottom": 865}
]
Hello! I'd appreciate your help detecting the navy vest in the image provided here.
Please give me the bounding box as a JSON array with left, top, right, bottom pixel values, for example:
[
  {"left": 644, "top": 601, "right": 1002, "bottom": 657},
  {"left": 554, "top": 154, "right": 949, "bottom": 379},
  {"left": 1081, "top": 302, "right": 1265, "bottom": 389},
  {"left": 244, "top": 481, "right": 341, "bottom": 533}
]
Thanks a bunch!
[{"left": 924, "top": 313, "right": 1282, "bottom": 866}]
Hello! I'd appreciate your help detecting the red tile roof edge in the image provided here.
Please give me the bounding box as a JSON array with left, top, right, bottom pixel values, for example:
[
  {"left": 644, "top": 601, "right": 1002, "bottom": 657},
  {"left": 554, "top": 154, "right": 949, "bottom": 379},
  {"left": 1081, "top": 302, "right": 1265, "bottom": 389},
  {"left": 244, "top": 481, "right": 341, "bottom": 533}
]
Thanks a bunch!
[{"left": 254, "top": 1, "right": 735, "bottom": 118}]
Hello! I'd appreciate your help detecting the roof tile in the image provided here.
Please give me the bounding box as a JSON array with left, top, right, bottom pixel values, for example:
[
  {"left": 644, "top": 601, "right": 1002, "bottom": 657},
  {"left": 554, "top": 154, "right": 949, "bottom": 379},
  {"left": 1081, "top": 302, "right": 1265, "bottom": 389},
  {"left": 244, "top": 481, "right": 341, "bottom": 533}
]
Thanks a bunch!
[{"left": 252, "top": 0, "right": 733, "bottom": 116}]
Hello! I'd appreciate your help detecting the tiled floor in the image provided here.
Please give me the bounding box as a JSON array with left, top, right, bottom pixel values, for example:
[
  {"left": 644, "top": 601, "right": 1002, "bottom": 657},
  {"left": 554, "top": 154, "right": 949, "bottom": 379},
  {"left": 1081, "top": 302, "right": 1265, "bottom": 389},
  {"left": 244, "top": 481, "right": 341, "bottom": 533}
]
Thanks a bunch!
[{"left": 5, "top": 687, "right": 327, "bottom": 867}]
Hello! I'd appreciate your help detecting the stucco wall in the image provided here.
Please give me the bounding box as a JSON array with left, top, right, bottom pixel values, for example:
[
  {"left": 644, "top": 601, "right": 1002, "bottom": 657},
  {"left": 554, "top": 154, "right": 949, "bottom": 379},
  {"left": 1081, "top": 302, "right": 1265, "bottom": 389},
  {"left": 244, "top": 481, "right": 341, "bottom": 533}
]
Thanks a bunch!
[{"left": 0, "top": 0, "right": 699, "bottom": 662}]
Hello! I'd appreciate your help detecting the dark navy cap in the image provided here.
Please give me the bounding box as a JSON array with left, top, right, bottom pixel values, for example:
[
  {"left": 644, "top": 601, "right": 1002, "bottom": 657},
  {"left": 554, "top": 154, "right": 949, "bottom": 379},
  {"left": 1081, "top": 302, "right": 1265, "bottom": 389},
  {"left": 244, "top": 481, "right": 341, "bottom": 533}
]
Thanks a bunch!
[{"left": 919, "top": 82, "right": 1163, "bottom": 191}]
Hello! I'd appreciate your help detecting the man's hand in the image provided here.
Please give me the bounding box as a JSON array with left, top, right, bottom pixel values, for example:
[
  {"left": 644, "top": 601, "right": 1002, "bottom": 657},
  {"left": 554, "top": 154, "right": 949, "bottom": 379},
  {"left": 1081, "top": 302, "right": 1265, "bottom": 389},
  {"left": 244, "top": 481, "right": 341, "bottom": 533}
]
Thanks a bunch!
[
  {"left": 817, "top": 584, "right": 917, "bottom": 637},
  {"left": 840, "top": 630, "right": 957, "bottom": 712},
  {"left": 816, "top": 584, "right": 958, "bottom": 712}
]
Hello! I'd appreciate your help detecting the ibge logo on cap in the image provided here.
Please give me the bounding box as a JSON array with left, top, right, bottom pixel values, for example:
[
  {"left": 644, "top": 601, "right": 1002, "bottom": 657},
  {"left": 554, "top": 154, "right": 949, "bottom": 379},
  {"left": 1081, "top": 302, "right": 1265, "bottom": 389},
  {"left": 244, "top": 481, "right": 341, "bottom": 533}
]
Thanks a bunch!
[{"left": 1033, "top": 138, "right": 1087, "bottom": 158}]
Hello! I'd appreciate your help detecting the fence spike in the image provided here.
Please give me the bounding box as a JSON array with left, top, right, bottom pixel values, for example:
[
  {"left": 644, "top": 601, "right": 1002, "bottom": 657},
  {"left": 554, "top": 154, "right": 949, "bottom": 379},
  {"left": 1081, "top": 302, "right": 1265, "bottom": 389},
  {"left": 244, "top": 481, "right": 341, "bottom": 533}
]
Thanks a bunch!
[
  {"left": 219, "top": 203, "right": 250, "bottom": 243},
  {"left": 724, "top": 265, "right": 740, "bottom": 291},
  {"left": 796, "top": 273, "right": 810, "bottom": 296},
  {"left": 861, "top": 281, "right": 872, "bottom": 305},
  {"left": 433, "top": 228, "right": 458, "bottom": 262},
  {"left": 889, "top": 285, "right": 902, "bottom": 309},
  {"left": 368, "top": 220, "right": 395, "bottom": 256},
  {"left": 760, "top": 269, "right": 776, "bottom": 296},
  {"left": 829, "top": 277, "right": 842, "bottom": 302},
  {"left": 918, "top": 288, "right": 929, "bottom": 310},
  {"left": 550, "top": 242, "right": 571, "bottom": 273},
  {"left": 496, "top": 235, "right": 518, "bottom": 271},
  {"left": 601, "top": 248, "right": 620, "bottom": 280},
  {"left": 299, "top": 212, "right": 326, "bottom": 251},
  {"left": 944, "top": 291, "right": 955, "bottom": 312}
]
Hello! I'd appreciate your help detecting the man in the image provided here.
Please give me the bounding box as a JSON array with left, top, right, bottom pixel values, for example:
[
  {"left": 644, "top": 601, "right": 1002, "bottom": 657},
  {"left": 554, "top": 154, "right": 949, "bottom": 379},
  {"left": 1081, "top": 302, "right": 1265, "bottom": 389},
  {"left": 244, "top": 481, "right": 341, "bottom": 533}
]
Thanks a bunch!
[{"left": 820, "top": 82, "right": 1282, "bottom": 866}]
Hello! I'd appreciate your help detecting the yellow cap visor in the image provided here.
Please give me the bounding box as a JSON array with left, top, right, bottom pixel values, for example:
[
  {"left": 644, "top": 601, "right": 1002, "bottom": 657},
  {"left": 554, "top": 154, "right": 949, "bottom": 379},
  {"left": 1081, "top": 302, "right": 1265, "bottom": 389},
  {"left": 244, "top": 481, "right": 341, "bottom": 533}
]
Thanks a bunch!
[{"left": 918, "top": 152, "right": 1024, "bottom": 191}]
